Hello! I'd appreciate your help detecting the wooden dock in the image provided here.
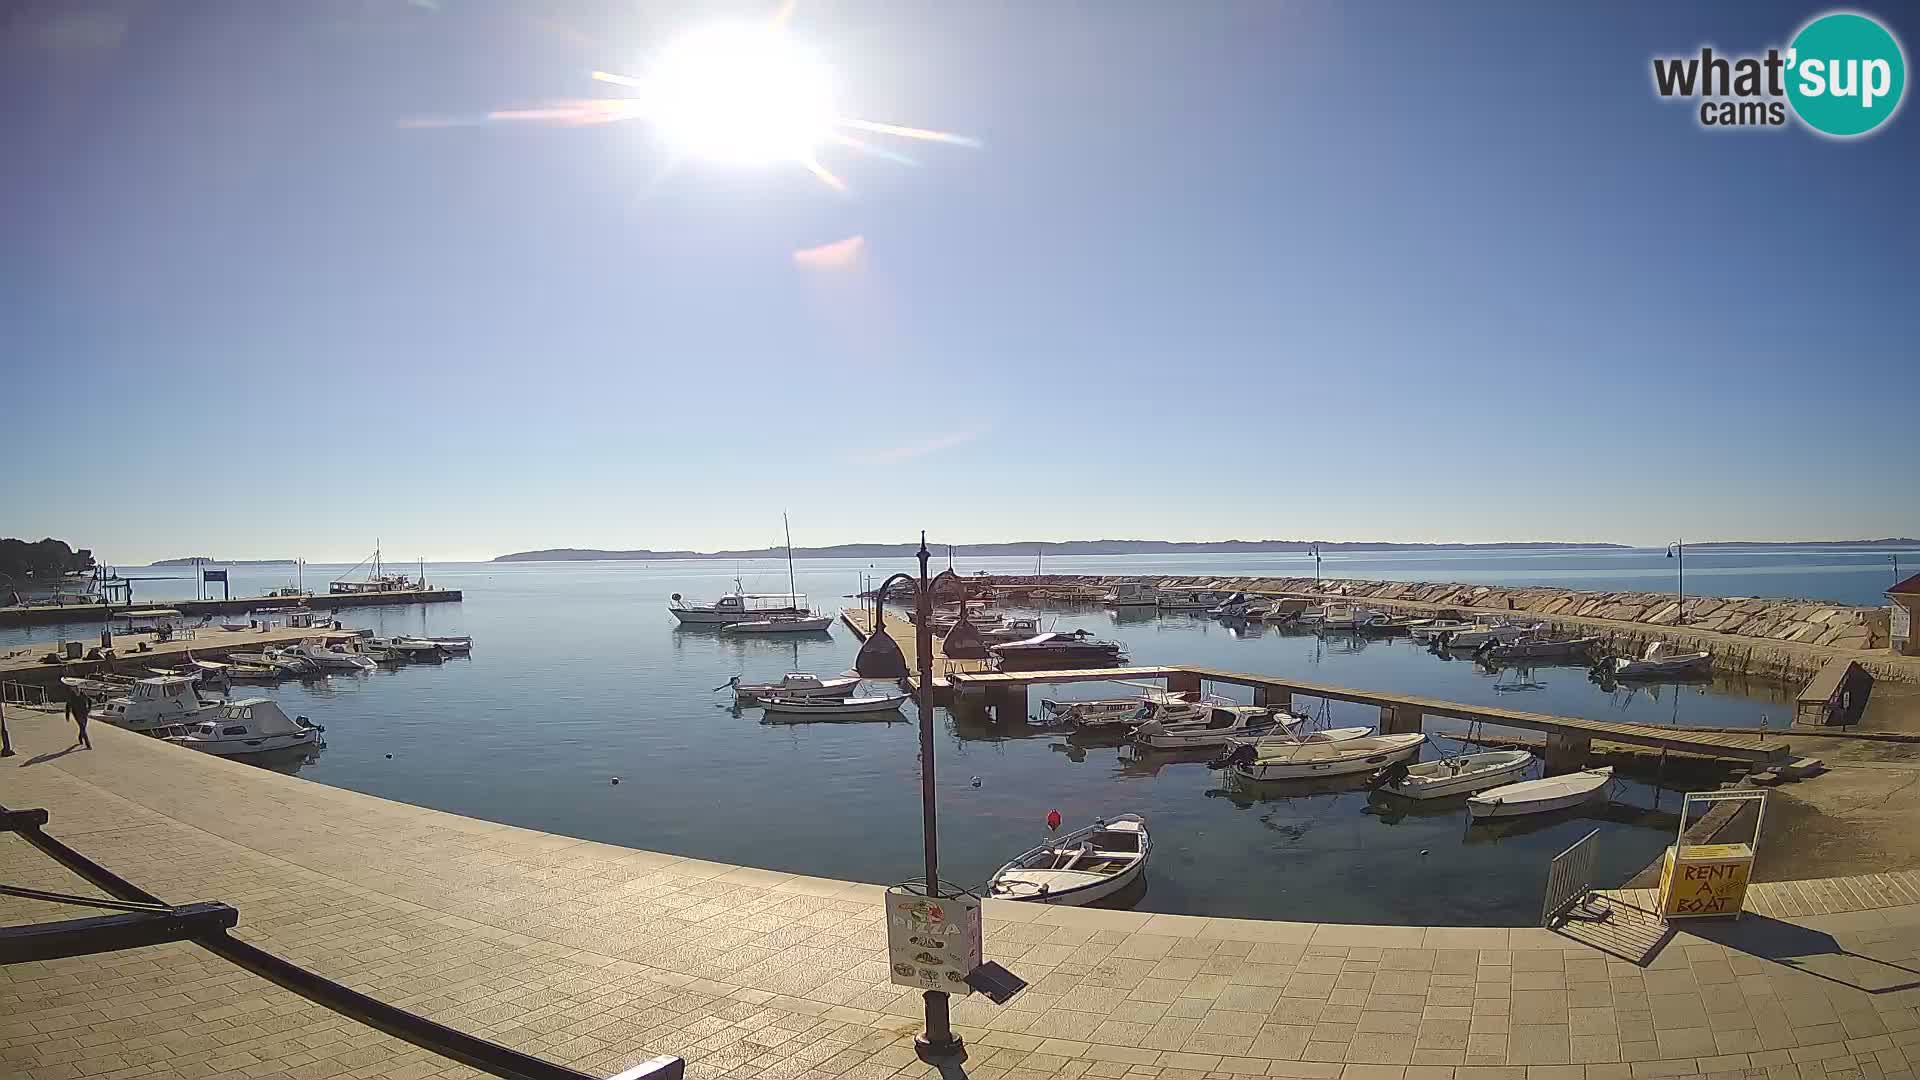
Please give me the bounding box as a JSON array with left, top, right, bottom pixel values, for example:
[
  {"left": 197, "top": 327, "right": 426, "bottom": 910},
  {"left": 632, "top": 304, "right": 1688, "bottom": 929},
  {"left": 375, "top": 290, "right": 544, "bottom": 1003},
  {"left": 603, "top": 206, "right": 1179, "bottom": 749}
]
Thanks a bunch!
[
  {"left": 838, "top": 605, "right": 992, "bottom": 693},
  {"left": 0, "top": 624, "right": 336, "bottom": 688},
  {"left": 949, "top": 664, "right": 1792, "bottom": 765}
]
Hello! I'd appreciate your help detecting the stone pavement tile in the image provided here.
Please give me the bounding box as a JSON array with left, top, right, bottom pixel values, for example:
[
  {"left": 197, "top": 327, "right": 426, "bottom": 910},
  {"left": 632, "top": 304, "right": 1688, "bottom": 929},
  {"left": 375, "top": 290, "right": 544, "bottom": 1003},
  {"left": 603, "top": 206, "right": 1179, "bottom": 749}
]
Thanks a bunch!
[
  {"left": 1463, "top": 1033, "right": 1506, "bottom": 1065},
  {"left": 1266, "top": 1062, "right": 1344, "bottom": 1078},
  {"left": 1715, "top": 1029, "right": 1765, "bottom": 1054},
  {"left": 1511, "top": 993, "right": 1570, "bottom": 1027},
  {"left": 1341, "top": 1033, "right": 1414, "bottom": 1066},
  {"left": 1416, "top": 1020, "right": 1468, "bottom": 1051},
  {"left": 1648, "top": 995, "right": 1711, "bottom": 1030},
  {"left": 1506, "top": 1025, "right": 1570, "bottom": 1065},
  {"left": 1571, "top": 1033, "right": 1622, "bottom": 1063},
  {"left": 1655, "top": 1027, "right": 1719, "bottom": 1058}
]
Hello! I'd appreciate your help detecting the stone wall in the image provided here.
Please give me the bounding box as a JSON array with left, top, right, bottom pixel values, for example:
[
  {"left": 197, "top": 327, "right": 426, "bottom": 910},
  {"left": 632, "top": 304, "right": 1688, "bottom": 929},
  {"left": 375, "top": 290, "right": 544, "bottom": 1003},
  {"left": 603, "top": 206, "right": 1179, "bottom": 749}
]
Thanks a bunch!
[{"left": 987, "top": 573, "right": 1902, "bottom": 683}]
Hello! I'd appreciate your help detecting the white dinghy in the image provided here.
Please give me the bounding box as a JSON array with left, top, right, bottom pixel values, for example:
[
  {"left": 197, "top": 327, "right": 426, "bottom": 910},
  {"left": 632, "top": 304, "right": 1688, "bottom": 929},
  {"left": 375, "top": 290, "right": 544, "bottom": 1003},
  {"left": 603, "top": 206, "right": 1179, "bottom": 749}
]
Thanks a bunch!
[
  {"left": 1369, "top": 749, "right": 1535, "bottom": 800},
  {"left": 1597, "top": 642, "right": 1711, "bottom": 679},
  {"left": 1468, "top": 767, "right": 1613, "bottom": 819},
  {"left": 988, "top": 814, "right": 1149, "bottom": 906}
]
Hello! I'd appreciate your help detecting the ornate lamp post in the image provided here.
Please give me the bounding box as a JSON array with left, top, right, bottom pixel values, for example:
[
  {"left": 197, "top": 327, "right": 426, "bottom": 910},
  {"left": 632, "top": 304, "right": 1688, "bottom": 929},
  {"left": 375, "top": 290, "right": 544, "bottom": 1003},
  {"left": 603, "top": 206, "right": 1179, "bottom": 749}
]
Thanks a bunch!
[{"left": 854, "top": 534, "right": 961, "bottom": 1059}]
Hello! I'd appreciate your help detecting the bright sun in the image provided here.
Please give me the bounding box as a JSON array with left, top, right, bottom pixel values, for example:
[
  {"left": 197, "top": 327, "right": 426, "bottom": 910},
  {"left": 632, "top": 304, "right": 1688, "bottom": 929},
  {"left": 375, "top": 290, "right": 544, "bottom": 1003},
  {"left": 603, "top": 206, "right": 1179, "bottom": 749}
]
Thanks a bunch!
[{"left": 644, "top": 23, "right": 835, "bottom": 166}]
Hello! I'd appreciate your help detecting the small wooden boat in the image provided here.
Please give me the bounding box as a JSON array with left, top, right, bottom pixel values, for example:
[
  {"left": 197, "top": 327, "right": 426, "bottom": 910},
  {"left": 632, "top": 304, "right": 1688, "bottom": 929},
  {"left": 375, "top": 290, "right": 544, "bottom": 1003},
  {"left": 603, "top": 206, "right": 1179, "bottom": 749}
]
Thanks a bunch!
[
  {"left": 987, "top": 814, "right": 1149, "bottom": 906},
  {"left": 168, "top": 699, "right": 323, "bottom": 756},
  {"left": 1218, "top": 727, "right": 1374, "bottom": 756},
  {"left": 1043, "top": 692, "right": 1215, "bottom": 729},
  {"left": 1468, "top": 767, "right": 1612, "bottom": 818},
  {"left": 1442, "top": 623, "right": 1543, "bottom": 648},
  {"left": 1410, "top": 619, "right": 1477, "bottom": 641},
  {"left": 760, "top": 693, "right": 907, "bottom": 719},
  {"left": 1595, "top": 642, "right": 1711, "bottom": 679},
  {"left": 219, "top": 621, "right": 252, "bottom": 632},
  {"left": 225, "top": 662, "right": 284, "bottom": 682},
  {"left": 1225, "top": 733, "right": 1425, "bottom": 782},
  {"left": 1133, "top": 704, "right": 1295, "bottom": 749},
  {"left": 721, "top": 613, "right": 835, "bottom": 634},
  {"left": 726, "top": 673, "right": 862, "bottom": 703},
  {"left": 1369, "top": 749, "right": 1535, "bottom": 800}
]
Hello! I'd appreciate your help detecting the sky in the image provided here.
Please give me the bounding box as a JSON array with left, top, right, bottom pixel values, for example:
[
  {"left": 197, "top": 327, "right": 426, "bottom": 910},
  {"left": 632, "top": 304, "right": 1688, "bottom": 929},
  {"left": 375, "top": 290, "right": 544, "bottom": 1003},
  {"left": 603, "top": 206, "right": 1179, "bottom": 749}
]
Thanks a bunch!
[{"left": 3, "top": 0, "right": 1916, "bottom": 564}]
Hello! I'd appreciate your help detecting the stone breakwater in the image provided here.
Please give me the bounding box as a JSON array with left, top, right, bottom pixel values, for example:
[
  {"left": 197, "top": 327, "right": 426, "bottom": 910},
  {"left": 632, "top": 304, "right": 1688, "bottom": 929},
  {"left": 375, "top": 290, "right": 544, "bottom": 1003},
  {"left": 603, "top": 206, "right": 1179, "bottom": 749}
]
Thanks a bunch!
[{"left": 987, "top": 574, "right": 1906, "bottom": 683}]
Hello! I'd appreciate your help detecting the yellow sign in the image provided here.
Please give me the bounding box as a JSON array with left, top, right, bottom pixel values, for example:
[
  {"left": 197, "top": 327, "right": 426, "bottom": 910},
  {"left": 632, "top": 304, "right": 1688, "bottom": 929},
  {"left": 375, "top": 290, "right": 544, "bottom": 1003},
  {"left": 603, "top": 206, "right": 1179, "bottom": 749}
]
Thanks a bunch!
[{"left": 1658, "top": 846, "right": 1752, "bottom": 918}]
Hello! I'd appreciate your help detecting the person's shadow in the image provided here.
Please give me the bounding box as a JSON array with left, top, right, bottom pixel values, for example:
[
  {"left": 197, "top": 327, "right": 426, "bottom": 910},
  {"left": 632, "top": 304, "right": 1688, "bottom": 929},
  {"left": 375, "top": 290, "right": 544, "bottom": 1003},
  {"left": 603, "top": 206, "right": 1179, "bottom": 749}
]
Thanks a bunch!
[{"left": 22, "top": 743, "right": 88, "bottom": 767}]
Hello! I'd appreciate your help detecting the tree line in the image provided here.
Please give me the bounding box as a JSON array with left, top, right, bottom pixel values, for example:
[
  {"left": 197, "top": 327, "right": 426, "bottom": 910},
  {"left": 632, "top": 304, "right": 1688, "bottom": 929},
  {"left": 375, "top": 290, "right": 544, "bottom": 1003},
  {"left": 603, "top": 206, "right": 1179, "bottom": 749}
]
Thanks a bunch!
[{"left": 0, "top": 538, "right": 97, "bottom": 583}]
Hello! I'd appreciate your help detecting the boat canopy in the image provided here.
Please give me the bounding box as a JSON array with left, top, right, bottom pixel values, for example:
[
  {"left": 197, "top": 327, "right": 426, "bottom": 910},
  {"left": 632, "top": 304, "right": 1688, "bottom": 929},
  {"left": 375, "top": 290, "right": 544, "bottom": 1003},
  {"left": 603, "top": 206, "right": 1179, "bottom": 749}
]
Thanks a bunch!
[{"left": 208, "top": 698, "right": 304, "bottom": 736}]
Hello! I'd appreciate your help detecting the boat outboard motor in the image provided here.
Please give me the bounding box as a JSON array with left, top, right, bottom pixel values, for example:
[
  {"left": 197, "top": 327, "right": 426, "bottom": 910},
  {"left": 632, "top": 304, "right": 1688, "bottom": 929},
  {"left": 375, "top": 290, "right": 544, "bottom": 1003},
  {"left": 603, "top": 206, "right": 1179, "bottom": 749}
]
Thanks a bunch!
[
  {"left": 1208, "top": 742, "right": 1258, "bottom": 770},
  {"left": 1367, "top": 759, "right": 1411, "bottom": 790}
]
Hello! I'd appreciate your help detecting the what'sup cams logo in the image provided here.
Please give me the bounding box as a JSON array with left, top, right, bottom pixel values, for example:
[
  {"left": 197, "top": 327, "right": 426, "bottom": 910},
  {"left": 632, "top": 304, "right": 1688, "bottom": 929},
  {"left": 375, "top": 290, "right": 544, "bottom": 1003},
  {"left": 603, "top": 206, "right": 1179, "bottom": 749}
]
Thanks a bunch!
[{"left": 1653, "top": 10, "right": 1906, "bottom": 137}]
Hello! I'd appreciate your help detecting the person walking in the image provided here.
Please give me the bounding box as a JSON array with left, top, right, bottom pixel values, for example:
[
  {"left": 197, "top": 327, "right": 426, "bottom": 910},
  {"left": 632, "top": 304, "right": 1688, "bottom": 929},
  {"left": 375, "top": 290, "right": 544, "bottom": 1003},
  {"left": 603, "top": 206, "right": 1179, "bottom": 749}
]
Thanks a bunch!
[{"left": 67, "top": 687, "right": 90, "bottom": 750}]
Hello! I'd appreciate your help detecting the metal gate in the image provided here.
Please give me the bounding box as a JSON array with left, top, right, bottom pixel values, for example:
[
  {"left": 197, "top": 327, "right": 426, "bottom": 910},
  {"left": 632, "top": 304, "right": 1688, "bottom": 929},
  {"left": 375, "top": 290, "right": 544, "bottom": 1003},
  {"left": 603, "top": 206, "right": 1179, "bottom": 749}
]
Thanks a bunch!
[{"left": 1542, "top": 828, "right": 1601, "bottom": 927}]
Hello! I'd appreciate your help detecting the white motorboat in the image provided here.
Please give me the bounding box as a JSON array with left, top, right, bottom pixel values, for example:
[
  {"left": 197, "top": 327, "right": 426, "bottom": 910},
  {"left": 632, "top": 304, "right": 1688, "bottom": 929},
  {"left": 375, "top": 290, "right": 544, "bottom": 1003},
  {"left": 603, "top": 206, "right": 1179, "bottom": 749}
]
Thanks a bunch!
[
  {"left": 1370, "top": 749, "right": 1535, "bottom": 800},
  {"left": 1315, "top": 604, "right": 1375, "bottom": 632},
  {"left": 225, "top": 662, "right": 284, "bottom": 682},
  {"left": 1442, "top": 623, "right": 1542, "bottom": 648},
  {"left": 670, "top": 588, "right": 810, "bottom": 625},
  {"left": 1225, "top": 732, "right": 1425, "bottom": 782},
  {"left": 91, "top": 675, "right": 222, "bottom": 735},
  {"left": 418, "top": 635, "right": 471, "bottom": 653},
  {"left": 1207, "top": 592, "right": 1251, "bottom": 616},
  {"left": 987, "top": 814, "right": 1149, "bottom": 906},
  {"left": 1157, "top": 589, "right": 1228, "bottom": 610},
  {"left": 721, "top": 613, "right": 834, "bottom": 634},
  {"left": 60, "top": 674, "right": 135, "bottom": 703},
  {"left": 1409, "top": 619, "right": 1477, "bottom": 641},
  {"left": 1220, "top": 726, "right": 1374, "bottom": 754},
  {"left": 1596, "top": 642, "right": 1711, "bottom": 679},
  {"left": 1468, "top": 767, "right": 1613, "bottom": 819},
  {"left": 1103, "top": 582, "right": 1160, "bottom": 607},
  {"left": 288, "top": 639, "right": 377, "bottom": 671},
  {"left": 253, "top": 648, "right": 321, "bottom": 675},
  {"left": 168, "top": 699, "right": 323, "bottom": 756},
  {"left": 979, "top": 618, "right": 1044, "bottom": 643},
  {"left": 1133, "top": 704, "right": 1296, "bottom": 749},
  {"left": 1042, "top": 691, "right": 1209, "bottom": 729},
  {"left": 760, "top": 693, "right": 908, "bottom": 720},
  {"left": 725, "top": 673, "right": 862, "bottom": 703}
]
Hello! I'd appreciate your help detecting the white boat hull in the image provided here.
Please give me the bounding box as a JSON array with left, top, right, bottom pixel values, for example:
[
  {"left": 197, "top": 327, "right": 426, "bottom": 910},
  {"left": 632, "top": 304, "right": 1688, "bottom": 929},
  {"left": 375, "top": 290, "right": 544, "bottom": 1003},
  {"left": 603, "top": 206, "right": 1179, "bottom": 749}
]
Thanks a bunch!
[
  {"left": 760, "top": 694, "right": 907, "bottom": 718},
  {"left": 1230, "top": 734, "right": 1425, "bottom": 782},
  {"left": 734, "top": 676, "right": 862, "bottom": 702},
  {"left": 721, "top": 616, "right": 834, "bottom": 633},
  {"left": 1469, "top": 767, "right": 1613, "bottom": 819},
  {"left": 988, "top": 814, "right": 1148, "bottom": 906},
  {"left": 1445, "top": 625, "right": 1539, "bottom": 648},
  {"left": 1378, "top": 750, "right": 1535, "bottom": 800},
  {"left": 172, "top": 729, "right": 320, "bottom": 756}
]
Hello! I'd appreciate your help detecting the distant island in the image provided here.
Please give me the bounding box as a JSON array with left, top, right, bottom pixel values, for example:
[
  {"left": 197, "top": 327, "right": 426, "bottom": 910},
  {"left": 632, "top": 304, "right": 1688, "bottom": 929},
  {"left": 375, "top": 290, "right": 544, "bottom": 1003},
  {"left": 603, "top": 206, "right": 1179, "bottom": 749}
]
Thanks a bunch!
[
  {"left": 148, "top": 557, "right": 297, "bottom": 567},
  {"left": 495, "top": 540, "right": 1630, "bottom": 562},
  {"left": 495, "top": 537, "right": 1920, "bottom": 562}
]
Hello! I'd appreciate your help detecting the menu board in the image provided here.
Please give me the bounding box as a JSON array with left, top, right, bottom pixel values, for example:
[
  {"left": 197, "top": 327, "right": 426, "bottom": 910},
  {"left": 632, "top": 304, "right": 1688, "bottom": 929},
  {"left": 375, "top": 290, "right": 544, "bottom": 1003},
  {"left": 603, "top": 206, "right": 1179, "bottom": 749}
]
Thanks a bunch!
[{"left": 884, "top": 886, "right": 982, "bottom": 995}]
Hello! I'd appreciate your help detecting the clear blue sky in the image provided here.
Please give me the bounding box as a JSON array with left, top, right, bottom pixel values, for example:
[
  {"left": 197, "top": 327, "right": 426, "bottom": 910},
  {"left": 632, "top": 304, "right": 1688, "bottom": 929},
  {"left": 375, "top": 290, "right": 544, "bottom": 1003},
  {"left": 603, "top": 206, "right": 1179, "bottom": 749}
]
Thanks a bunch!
[{"left": 4, "top": 1, "right": 1915, "bottom": 563}]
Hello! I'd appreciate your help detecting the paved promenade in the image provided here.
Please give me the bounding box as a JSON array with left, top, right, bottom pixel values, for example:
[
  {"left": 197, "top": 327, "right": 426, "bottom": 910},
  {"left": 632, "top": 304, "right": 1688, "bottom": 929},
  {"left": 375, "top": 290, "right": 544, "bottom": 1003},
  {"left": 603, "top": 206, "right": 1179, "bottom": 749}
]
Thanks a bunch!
[{"left": 6, "top": 712, "right": 1920, "bottom": 1080}]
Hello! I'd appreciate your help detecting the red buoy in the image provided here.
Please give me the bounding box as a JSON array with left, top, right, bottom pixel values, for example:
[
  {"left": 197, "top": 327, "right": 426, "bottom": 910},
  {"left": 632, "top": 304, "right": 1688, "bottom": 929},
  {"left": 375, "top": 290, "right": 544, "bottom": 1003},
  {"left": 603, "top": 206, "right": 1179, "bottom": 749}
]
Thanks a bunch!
[{"left": 1046, "top": 809, "right": 1062, "bottom": 831}]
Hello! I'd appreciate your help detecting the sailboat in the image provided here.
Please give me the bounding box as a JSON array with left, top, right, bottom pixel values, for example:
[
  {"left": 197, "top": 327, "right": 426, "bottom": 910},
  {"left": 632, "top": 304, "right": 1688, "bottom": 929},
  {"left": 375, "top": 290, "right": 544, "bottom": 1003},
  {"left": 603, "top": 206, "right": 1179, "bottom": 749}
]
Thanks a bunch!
[{"left": 720, "top": 515, "right": 835, "bottom": 634}]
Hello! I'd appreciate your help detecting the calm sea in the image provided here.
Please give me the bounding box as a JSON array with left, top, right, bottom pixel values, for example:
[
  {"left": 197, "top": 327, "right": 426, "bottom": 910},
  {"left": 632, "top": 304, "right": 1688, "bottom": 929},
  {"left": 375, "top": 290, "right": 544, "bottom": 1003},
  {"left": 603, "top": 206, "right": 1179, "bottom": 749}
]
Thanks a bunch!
[{"left": 6, "top": 546, "right": 1912, "bottom": 925}]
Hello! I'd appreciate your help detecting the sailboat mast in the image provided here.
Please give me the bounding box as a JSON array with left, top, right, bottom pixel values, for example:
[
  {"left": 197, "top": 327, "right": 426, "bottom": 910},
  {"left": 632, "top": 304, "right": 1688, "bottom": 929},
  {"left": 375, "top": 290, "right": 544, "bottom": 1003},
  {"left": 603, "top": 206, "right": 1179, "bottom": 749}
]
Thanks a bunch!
[{"left": 784, "top": 513, "right": 797, "bottom": 600}]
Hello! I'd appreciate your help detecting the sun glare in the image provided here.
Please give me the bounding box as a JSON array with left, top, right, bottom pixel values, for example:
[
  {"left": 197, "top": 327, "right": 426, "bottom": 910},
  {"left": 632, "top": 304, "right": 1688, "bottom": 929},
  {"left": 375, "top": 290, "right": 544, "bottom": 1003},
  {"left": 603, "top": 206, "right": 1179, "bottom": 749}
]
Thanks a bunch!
[{"left": 645, "top": 23, "right": 834, "bottom": 166}]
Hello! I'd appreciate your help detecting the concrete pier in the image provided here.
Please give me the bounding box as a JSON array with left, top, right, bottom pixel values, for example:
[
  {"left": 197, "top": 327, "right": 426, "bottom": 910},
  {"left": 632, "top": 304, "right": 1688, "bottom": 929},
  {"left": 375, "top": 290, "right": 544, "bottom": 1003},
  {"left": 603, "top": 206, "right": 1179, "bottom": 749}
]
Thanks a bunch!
[
  {"left": 0, "top": 624, "right": 348, "bottom": 688},
  {"left": 0, "top": 588, "right": 463, "bottom": 629},
  {"left": 6, "top": 707, "right": 1920, "bottom": 1078}
]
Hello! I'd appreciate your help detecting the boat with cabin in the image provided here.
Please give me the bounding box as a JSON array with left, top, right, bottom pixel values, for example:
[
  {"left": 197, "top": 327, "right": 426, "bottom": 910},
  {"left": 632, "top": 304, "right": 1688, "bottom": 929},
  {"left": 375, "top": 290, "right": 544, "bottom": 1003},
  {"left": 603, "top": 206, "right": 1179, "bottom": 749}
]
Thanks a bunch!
[
  {"left": 287, "top": 638, "right": 377, "bottom": 671},
  {"left": 669, "top": 581, "right": 809, "bottom": 626},
  {"left": 989, "top": 631, "right": 1127, "bottom": 671},
  {"left": 168, "top": 699, "right": 324, "bottom": 756},
  {"left": 91, "top": 675, "right": 223, "bottom": 735},
  {"left": 1157, "top": 589, "right": 1229, "bottom": 610},
  {"left": 1103, "top": 582, "right": 1160, "bottom": 607},
  {"left": 987, "top": 814, "right": 1149, "bottom": 906}
]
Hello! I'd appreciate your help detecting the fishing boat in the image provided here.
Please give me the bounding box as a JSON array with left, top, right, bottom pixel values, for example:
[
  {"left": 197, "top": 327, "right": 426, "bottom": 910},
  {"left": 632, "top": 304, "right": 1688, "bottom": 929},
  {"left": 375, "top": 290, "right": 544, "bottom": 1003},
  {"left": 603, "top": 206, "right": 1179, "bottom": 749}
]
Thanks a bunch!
[
  {"left": 1041, "top": 691, "right": 1213, "bottom": 729},
  {"left": 669, "top": 587, "right": 810, "bottom": 625},
  {"left": 1133, "top": 704, "right": 1295, "bottom": 749},
  {"left": 1354, "top": 613, "right": 1416, "bottom": 635},
  {"left": 418, "top": 635, "right": 472, "bottom": 653},
  {"left": 724, "top": 673, "right": 862, "bottom": 703},
  {"left": 1483, "top": 636, "right": 1601, "bottom": 661},
  {"left": 1224, "top": 732, "right": 1425, "bottom": 782},
  {"left": 979, "top": 618, "right": 1044, "bottom": 643},
  {"left": 1218, "top": 726, "right": 1373, "bottom": 756},
  {"left": 225, "top": 662, "right": 284, "bottom": 682},
  {"left": 1468, "top": 767, "right": 1613, "bottom": 819},
  {"left": 91, "top": 675, "right": 223, "bottom": 735},
  {"left": 987, "top": 814, "right": 1149, "bottom": 906},
  {"left": 759, "top": 693, "right": 908, "bottom": 720},
  {"left": 1315, "top": 605, "right": 1378, "bottom": 632},
  {"left": 1368, "top": 749, "right": 1535, "bottom": 799},
  {"left": 990, "top": 631, "right": 1126, "bottom": 671},
  {"left": 1206, "top": 592, "right": 1251, "bottom": 616},
  {"left": 59, "top": 674, "right": 135, "bottom": 703},
  {"left": 1594, "top": 641, "right": 1711, "bottom": 679},
  {"left": 1157, "top": 589, "right": 1228, "bottom": 610},
  {"left": 168, "top": 699, "right": 323, "bottom": 756},
  {"left": 250, "top": 649, "right": 321, "bottom": 675}
]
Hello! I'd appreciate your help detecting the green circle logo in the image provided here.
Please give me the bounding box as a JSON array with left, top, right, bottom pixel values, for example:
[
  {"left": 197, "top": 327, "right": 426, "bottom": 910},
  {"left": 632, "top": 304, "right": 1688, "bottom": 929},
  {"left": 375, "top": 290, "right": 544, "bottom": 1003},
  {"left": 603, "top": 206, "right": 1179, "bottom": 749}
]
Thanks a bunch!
[{"left": 1787, "top": 12, "right": 1906, "bottom": 137}]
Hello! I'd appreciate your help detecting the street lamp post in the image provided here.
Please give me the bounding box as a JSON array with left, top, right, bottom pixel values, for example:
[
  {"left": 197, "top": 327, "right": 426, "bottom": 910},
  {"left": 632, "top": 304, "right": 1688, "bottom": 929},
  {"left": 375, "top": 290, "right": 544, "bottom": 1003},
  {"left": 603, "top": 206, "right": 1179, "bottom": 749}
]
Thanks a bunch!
[
  {"left": 1667, "top": 540, "right": 1685, "bottom": 623},
  {"left": 855, "top": 538, "right": 962, "bottom": 1059}
]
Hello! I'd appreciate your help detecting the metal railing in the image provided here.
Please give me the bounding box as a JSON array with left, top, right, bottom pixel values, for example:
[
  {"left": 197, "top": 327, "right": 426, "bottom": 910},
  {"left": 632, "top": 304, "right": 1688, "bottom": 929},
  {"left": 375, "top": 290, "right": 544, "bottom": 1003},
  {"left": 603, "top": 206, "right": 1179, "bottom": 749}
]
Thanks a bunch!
[{"left": 1542, "top": 828, "right": 1601, "bottom": 928}]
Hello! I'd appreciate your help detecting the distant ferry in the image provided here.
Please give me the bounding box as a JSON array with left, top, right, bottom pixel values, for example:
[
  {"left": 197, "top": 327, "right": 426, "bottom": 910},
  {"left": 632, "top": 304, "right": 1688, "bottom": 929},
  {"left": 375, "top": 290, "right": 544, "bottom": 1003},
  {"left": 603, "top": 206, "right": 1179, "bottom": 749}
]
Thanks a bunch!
[{"left": 668, "top": 578, "right": 809, "bottom": 625}]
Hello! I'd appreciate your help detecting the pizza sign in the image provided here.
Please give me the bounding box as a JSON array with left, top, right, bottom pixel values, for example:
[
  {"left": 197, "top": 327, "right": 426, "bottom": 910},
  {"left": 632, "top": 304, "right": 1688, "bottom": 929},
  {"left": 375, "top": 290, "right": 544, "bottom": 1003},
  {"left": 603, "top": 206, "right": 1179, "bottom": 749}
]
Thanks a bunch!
[{"left": 884, "top": 887, "right": 982, "bottom": 995}]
